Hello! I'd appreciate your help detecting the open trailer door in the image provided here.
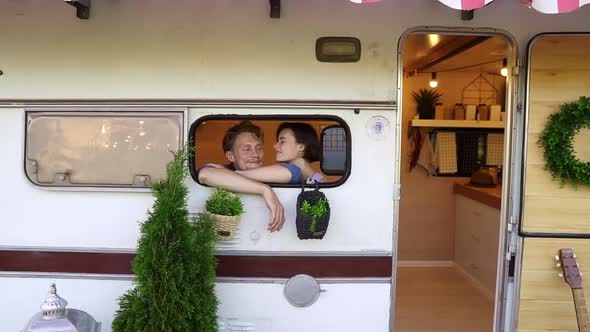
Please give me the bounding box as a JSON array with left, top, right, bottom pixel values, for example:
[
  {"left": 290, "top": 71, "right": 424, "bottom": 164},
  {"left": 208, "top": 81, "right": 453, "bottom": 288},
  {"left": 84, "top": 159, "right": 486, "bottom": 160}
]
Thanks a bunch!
[{"left": 516, "top": 34, "right": 590, "bottom": 332}]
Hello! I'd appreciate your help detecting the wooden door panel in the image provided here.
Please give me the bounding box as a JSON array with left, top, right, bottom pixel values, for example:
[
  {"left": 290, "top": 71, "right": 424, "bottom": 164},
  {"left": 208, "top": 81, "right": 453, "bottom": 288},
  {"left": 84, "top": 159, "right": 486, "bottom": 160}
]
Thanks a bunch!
[
  {"left": 521, "top": 34, "right": 590, "bottom": 234},
  {"left": 518, "top": 238, "right": 590, "bottom": 331},
  {"left": 519, "top": 34, "right": 590, "bottom": 332}
]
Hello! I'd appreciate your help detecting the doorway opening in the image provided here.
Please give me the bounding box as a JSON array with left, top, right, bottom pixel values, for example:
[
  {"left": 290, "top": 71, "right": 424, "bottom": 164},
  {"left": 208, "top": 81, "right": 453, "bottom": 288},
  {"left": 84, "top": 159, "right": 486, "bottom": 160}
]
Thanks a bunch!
[{"left": 395, "top": 30, "right": 514, "bottom": 332}]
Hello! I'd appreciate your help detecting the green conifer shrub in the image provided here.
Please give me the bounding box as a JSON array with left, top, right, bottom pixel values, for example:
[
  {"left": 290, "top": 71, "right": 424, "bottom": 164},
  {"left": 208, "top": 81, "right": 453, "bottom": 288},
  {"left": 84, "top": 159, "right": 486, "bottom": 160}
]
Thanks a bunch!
[{"left": 112, "top": 148, "right": 218, "bottom": 332}]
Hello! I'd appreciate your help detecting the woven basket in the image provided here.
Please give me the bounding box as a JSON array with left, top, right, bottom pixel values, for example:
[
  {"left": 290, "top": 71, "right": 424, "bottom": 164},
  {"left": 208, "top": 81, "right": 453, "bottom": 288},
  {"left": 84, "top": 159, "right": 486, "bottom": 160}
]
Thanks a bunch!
[
  {"left": 204, "top": 210, "right": 241, "bottom": 241},
  {"left": 296, "top": 182, "right": 330, "bottom": 240}
]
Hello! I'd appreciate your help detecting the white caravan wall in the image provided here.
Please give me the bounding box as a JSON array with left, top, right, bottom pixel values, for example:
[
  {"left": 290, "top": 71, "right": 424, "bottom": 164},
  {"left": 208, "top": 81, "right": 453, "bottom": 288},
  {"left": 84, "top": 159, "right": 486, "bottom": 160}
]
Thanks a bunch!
[
  {"left": 0, "top": 106, "right": 395, "bottom": 252},
  {"left": 0, "top": 108, "right": 156, "bottom": 249},
  {"left": 188, "top": 108, "right": 396, "bottom": 253},
  {"left": 2, "top": 1, "right": 590, "bottom": 332},
  {"left": 0, "top": 277, "right": 389, "bottom": 332},
  {"left": 1, "top": 0, "right": 590, "bottom": 101}
]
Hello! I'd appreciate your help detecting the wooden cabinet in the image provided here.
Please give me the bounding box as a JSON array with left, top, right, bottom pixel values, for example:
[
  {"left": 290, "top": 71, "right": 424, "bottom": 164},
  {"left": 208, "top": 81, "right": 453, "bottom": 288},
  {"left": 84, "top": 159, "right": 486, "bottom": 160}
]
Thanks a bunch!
[{"left": 454, "top": 195, "right": 501, "bottom": 297}]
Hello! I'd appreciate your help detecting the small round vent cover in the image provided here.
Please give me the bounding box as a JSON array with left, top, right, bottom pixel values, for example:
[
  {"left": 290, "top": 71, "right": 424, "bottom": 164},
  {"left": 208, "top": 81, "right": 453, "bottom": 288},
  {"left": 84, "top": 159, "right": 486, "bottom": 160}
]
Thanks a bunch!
[{"left": 283, "top": 274, "right": 324, "bottom": 307}]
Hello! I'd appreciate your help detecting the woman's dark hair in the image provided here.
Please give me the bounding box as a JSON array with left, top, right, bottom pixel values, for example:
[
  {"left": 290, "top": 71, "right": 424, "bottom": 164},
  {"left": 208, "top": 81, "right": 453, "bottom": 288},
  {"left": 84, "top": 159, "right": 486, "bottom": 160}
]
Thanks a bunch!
[{"left": 277, "top": 122, "right": 321, "bottom": 163}]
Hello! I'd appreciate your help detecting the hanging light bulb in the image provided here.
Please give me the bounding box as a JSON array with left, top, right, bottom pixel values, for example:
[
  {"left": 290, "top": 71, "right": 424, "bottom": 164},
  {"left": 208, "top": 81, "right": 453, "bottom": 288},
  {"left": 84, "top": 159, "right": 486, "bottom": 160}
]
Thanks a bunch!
[
  {"left": 500, "top": 58, "right": 508, "bottom": 77},
  {"left": 429, "top": 72, "right": 438, "bottom": 88}
]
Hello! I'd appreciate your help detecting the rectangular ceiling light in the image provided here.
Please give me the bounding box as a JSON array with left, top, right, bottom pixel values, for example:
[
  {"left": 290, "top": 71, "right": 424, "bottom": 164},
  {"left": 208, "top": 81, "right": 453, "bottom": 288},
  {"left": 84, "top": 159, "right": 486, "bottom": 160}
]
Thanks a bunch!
[{"left": 316, "top": 37, "right": 361, "bottom": 63}]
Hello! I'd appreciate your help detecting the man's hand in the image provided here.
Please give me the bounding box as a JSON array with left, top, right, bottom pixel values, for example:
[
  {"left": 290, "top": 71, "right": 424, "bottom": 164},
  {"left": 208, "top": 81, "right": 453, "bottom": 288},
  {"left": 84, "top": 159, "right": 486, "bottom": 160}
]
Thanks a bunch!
[{"left": 261, "top": 185, "right": 285, "bottom": 232}]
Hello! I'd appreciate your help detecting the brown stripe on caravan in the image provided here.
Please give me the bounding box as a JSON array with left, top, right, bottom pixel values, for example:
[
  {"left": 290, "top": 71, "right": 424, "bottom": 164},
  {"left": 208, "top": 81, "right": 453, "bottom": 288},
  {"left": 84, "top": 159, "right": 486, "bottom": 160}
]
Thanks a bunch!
[
  {"left": 0, "top": 251, "right": 136, "bottom": 274},
  {"left": 216, "top": 256, "right": 392, "bottom": 278},
  {"left": 0, "top": 251, "right": 392, "bottom": 278}
]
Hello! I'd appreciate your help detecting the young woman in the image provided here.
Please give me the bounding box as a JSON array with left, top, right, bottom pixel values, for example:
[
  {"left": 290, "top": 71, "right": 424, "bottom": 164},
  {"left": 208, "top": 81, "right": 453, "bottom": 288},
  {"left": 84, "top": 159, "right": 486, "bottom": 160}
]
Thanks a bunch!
[{"left": 235, "top": 122, "right": 324, "bottom": 183}]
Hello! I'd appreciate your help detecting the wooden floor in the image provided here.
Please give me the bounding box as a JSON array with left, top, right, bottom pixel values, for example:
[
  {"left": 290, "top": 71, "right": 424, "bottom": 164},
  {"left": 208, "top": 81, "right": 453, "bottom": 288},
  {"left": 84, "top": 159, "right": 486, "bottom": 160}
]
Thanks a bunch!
[{"left": 394, "top": 267, "right": 494, "bottom": 332}]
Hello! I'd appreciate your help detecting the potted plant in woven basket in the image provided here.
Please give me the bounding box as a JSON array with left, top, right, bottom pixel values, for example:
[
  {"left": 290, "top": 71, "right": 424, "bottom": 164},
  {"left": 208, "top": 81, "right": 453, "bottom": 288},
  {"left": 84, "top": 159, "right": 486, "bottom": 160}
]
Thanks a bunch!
[
  {"left": 296, "top": 183, "right": 330, "bottom": 240},
  {"left": 204, "top": 188, "right": 244, "bottom": 240}
]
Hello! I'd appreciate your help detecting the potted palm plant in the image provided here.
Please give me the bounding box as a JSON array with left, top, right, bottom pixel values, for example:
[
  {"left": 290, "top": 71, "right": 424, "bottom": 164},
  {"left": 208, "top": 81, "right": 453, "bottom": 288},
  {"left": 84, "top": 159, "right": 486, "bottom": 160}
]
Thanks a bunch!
[{"left": 412, "top": 88, "right": 443, "bottom": 119}]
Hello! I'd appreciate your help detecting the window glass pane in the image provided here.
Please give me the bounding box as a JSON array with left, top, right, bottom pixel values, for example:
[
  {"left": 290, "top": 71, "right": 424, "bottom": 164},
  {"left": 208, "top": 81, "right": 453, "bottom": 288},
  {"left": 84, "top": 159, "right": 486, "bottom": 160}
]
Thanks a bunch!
[
  {"left": 321, "top": 126, "right": 347, "bottom": 175},
  {"left": 25, "top": 111, "right": 183, "bottom": 188},
  {"left": 191, "top": 117, "right": 350, "bottom": 186}
]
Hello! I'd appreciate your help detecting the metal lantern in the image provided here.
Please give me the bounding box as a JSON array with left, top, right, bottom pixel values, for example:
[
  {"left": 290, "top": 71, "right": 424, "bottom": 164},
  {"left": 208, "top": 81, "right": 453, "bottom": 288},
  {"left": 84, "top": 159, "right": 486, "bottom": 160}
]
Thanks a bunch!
[{"left": 22, "top": 283, "right": 101, "bottom": 332}]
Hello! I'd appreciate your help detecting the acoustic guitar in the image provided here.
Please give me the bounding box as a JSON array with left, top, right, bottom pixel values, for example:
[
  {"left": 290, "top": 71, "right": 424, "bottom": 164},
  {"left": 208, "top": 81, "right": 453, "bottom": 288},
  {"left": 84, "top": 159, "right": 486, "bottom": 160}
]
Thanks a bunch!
[{"left": 558, "top": 248, "right": 590, "bottom": 332}]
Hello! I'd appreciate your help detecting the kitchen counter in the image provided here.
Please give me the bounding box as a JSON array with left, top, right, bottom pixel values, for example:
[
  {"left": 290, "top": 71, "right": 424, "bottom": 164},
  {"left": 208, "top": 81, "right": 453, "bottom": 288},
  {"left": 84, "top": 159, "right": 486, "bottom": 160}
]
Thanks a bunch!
[{"left": 453, "top": 181, "right": 502, "bottom": 210}]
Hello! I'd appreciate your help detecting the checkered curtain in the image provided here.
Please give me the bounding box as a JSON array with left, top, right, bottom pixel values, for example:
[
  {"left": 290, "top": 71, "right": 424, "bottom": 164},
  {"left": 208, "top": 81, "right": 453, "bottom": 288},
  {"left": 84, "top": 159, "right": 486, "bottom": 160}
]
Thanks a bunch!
[
  {"left": 486, "top": 133, "right": 504, "bottom": 166},
  {"left": 436, "top": 132, "right": 458, "bottom": 174}
]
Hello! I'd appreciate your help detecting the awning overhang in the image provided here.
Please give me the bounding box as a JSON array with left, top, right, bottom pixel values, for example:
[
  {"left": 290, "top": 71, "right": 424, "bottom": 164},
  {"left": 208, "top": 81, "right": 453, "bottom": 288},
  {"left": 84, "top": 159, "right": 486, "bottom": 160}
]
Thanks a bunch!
[
  {"left": 350, "top": 0, "right": 590, "bottom": 14},
  {"left": 522, "top": 0, "right": 590, "bottom": 13}
]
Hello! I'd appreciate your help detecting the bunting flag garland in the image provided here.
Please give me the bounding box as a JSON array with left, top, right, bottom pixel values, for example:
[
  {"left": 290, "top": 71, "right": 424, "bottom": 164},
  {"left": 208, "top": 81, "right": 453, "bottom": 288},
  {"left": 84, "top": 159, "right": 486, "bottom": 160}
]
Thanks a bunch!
[
  {"left": 436, "top": 0, "right": 496, "bottom": 10},
  {"left": 521, "top": 0, "right": 590, "bottom": 13},
  {"left": 349, "top": 0, "right": 382, "bottom": 3},
  {"left": 349, "top": 0, "right": 589, "bottom": 14}
]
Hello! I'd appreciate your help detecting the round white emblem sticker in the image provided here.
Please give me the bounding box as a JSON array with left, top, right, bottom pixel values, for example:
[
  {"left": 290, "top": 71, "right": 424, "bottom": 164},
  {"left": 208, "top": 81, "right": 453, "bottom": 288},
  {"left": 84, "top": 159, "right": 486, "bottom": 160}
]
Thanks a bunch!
[{"left": 366, "top": 116, "right": 390, "bottom": 140}]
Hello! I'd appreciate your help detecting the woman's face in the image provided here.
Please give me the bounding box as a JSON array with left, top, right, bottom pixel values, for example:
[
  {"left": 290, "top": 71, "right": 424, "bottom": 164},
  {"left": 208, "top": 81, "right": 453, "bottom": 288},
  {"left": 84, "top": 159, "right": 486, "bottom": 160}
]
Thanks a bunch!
[{"left": 274, "top": 128, "right": 304, "bottom": 162}]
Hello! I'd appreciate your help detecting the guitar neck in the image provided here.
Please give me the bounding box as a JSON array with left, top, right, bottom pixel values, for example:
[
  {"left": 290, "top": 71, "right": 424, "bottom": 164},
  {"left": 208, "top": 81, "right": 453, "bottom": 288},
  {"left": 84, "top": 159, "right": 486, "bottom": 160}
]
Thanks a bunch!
[{"left": 573, "top": 288, "right": 590, "bottom": 332}]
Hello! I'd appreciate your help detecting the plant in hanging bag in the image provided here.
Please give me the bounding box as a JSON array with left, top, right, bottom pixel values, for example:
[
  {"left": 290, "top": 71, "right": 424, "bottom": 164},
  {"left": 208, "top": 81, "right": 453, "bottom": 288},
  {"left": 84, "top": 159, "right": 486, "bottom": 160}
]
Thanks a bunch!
[
  {"left": 204, "top": 188, "right": 244, "bottom": 240},
  {"left": 296, "top": 182, "right": 330, "bottom": 239}
]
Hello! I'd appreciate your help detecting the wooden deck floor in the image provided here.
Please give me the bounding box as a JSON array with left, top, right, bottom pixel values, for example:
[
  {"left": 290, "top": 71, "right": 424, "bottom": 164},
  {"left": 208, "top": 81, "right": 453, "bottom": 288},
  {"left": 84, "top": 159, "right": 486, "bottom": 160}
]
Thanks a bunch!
[{"left": 394, "top": 267, "right": 494, "bottom": 332}]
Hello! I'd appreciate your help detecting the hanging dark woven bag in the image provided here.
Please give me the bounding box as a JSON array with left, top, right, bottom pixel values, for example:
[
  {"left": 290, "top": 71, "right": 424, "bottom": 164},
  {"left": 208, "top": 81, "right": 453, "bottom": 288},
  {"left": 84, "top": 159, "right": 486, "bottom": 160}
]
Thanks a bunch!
[{"left": 296, "top": 181, "right": 330, "bottom": 240}]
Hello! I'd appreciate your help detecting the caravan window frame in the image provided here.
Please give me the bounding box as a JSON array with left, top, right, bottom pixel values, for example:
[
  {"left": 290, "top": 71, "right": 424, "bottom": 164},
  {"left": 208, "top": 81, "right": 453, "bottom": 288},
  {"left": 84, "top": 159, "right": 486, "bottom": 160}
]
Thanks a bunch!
[
  {"left": 23, "top": 109, "right": 185, "bottom": 191},
  {"left": 188, "top": 114, "right": 352, "bottom": 188}
]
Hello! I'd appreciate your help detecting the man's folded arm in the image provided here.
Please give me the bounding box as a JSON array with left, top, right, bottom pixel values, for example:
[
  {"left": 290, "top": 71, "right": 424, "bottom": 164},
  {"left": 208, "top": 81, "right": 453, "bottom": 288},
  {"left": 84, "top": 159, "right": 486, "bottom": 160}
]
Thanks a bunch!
[
  {"left": 198, "top": 167, "right": 286, "bottom": 232},
  {"left": 235, "top": 164, "right": 300, "bottom": 184},
  {"left": 198, "top": 167, "right": 268, "bottom": 195}
]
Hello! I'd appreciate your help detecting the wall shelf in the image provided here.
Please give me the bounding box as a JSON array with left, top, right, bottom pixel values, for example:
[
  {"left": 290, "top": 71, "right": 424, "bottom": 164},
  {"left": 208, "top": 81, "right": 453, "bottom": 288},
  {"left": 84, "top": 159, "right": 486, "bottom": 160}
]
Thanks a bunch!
[{"left": 411, "top": 119, "right": 504, "bottom": 129}]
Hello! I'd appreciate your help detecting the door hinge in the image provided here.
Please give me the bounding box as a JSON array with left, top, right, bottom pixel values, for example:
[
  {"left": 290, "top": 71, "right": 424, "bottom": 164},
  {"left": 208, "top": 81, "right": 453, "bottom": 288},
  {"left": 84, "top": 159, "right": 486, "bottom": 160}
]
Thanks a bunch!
[
  {"left": 508, "top": 254, "right": 516, "bottom": 277},
  {"left": 507, "top": 216, "right": 518, "bottom": 233}
]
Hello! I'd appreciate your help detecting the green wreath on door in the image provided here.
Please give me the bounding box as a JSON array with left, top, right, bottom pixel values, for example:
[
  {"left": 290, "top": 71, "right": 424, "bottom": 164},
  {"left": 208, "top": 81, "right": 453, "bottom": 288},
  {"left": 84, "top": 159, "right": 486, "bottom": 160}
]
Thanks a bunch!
[{"left": 537, "top": 96, "right": 590, "bottom": 188}]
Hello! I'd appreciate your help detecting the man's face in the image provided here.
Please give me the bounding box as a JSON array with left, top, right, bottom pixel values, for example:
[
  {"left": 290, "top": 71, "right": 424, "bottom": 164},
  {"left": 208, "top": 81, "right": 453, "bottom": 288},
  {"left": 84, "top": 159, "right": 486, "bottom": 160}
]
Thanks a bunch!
[{"left": 225, "top": 132, "right": 264, "bottom": 170}]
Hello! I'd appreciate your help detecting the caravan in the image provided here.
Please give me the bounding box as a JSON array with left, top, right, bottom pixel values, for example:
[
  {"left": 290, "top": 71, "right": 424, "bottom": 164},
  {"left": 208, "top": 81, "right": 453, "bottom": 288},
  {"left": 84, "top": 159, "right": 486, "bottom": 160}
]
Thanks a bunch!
[{"left": 1, "top": 1, "right": 590, "bottom": 331}]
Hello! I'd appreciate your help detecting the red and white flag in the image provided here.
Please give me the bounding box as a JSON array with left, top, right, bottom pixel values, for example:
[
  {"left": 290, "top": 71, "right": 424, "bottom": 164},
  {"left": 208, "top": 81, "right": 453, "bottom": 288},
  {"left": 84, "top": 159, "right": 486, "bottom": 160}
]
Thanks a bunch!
[
  {"left": 349, "top": 0, "right": 382, "bottom": 3},
  {"left": 521, "top": 0, "right": 590, "bottom": 13},
  {"left": 436, "top": 0, "right": 496, "bottom": 10},
  {"left": 350, "top": 0, "right": 588, "bottom": 13}
]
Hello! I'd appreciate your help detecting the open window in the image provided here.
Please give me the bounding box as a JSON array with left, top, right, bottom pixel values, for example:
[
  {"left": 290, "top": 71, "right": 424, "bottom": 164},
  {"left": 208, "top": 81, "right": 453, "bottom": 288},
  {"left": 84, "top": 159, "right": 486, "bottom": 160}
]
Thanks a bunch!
[{"left": 189, "top": 116, "right": 351, "bottom": 187}]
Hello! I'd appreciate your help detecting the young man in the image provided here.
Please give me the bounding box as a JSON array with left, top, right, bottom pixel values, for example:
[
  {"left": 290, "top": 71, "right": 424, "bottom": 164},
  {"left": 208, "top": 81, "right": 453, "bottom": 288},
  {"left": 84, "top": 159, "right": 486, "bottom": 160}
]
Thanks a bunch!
[{"left": 198, "top": 121, "right": 286, "bottom": 232}]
